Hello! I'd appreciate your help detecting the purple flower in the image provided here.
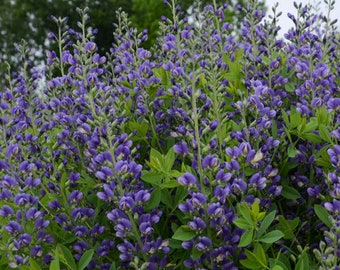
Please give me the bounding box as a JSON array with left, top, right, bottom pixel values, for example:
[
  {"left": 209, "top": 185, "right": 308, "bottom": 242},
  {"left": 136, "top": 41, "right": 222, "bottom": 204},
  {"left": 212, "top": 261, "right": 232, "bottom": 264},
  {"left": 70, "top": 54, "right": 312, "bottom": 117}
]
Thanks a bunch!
[
  {"left": 25, "top": 177, "right": 41, "bottom": 187},
  {"left": 48, "top": 199, "right": 62, "bottom": 210},
  {"left": 30, "top": 245, "right": 43, "bottom": 257},
  {"left": 5, "top": 221, "right": 23, "bottom": 235},
  {"left": 249, "top": 173, "right": 267, "bottom": 190},
  {"left": 207, "top": 203, "right": 223, "bottom": 218},
  {"left": 188, "top": 217, "right": 206, "bottom": 232},
  {"left": 0, "top": 205, "right": 14, "bottom": 217},
  {"left": 97, "top": 184, "right": 115, "bottom": 201},
  {"left": 26, "top": 207, "right": 42, "bottom": 219},
  {"left": 35, "top": 217, "right": 50, "bottom": 229},
  {"left": 202, "top": 155, "right": 219, "bottom": 169},
  {"left": 115, "top": 218, "right": 132, "bottom": 237},
  {"left": 0, "top": 160, "right": 10, "bottom": 171},
  {"left": 173, "top": 141, "right": 189, "bottom": 155},
  {"left": 324, "top": 199, "right": 340, "bottom": 213},
  {"left": 19, "top": 234, "right": 32, "bottom": 246},
  {"left": 68, "top": 190, "right": 84, "bottom": 203},
  {"left": 177, "top": 173, "right": 198, "bottom": 187},
  {"left": 85, "top": 41, "right": 97, "bottom": 52},
  {"left": 5, "top": 144, "right": 20, "bottom": 158},
  {"left": 75, "top": 226, "right": 89, "bottom": 237},
  {"left": 195, "top": 236, "right": 212, "bottom": 250},
  {"left": 119, "top": 196, "right": 135, "bottom": 210}
]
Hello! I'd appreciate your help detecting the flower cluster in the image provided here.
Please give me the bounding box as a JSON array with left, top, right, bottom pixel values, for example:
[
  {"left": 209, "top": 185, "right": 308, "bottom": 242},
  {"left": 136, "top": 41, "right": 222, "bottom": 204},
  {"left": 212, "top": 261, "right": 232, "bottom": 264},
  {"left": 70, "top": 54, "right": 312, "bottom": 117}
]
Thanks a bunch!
[{"left": 1, "top": 0, "right": 340, "bottom": 269}]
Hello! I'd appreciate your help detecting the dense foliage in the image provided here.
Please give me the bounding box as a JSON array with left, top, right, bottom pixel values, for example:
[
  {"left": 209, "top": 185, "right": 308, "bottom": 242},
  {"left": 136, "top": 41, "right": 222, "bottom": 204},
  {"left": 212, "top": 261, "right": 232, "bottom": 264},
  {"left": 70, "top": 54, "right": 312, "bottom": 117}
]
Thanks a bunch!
[{"left": 0, "top": 0, "right": 340, "bottom": 269}]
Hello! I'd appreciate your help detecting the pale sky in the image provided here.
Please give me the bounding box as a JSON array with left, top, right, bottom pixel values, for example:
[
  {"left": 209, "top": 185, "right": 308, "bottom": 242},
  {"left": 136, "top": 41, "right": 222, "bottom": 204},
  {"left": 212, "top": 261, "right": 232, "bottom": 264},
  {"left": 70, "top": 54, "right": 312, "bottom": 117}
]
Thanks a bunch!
[{"left": 266, "top": 0, "right": 340, "bottom": 37}]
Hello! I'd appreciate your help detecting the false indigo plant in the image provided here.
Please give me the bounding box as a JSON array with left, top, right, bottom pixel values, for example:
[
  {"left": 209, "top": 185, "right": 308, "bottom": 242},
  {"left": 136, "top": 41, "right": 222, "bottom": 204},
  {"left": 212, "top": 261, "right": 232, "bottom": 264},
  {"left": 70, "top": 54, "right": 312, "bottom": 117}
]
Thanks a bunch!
[{"left": 1, "top": 0, "right": 340, "bottom": 269}]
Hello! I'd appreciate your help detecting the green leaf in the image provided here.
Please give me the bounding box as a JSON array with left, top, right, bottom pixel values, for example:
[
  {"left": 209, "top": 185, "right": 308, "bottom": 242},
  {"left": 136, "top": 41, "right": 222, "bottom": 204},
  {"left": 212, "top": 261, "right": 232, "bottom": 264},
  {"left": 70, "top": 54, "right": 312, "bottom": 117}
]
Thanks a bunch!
[
  {"left": 29, "top": 258, "right": 42, "bottom": 270},
  {"left": 254, "top": 244, "right": 267, "bottom": 266},
  {"left": 251, "top": 200, "right": 260, "bottom": 217},
  {"left": 160, "top": 180, "right": 180, "bottom": 189},
  {"left": 59, "top": 244, "right": 77, "bottom": 270},
  {"left": 294, "top": 252, "right": 309, "bottom": 270},
  {"left": 172, "top": 226, "right": 196, "bottom": 241},
  {"left": 238, "top": 229, "right": 253, "bottom": 247},
  {"left": 300, "top": 132, "right": 323, "bottom": 143},
  {"left": 199, "top": 74, "right": 207, "bottom": 88},
  {"left": 240, "top": 259, "right": 262, "bottom": 269},
  {"left": 128, "top": 120, "right": 148, "bottom": 138},
  {"left": 161, "top": 189, "right": 173, "bottom": 208},
  {"left": 258, "top": 210, "right": 276, "bottom": 237},
  {"left": 316, "top": 106, "right": 329, "bottom": 125},
  {"left": 233, "top": 217, "right": 253, "bottom": 229},
  {"left": 281, "top": 185, "right": 301, "bottom": 200},
  {"left": 284, "top": 82, "right": 295, "bottom": 93},
  {"left": 262, "top": 56, "right": 270, "bottom": 65},
  {"left": 171, "top": 170, "right": 183, "bottom": 178},
  {"left": 174, "top": 186, "right": 188, "bottom": 205},
  {"left": 148, "top": 155, "right": 164, "bottom": 171},
  {"left": 272, "top": 119, "right": 278, "bottom": 139},
  {"left": 109, "top": 262, "right": 116, "bottom": 270},
  {"left": 238, "top": 203, "right": 254, "bottom": 227},
  {"left": 49, "top": 248, "right": 60, "bottom": 270},
  {"left": 258, "top": 230, "right": 284, "bottom": 244},
  {"left": 314, "top": 204, "right": 332, "bottom": 228},
  {"left": 150, "top": 148, "right": 163, "bottom": 163},
  {"left": 164, "top": 147, "right": 175, "bottom": 172},
  {"left": 78, "top": 249, "right": 94, "bottom": 270},
  {"left": 272, "top": 266, "right": 284, "bottom": 270},
  {"left": 297, "top": 117, "right": 306, "bottom": 135},
  {"left": 141, "top": 171, "right": 164, "bottom": 186},
  {"left": 154, "top": 67, "right": 171, "bottom": 87},
  {"left": 281, "top": 110, "right": 289, "bottom": 127},
  {"left": 287, "top": 146, "right": 297, "bottom": 158},
  {"left": 146, "top": 85, "right": 159, "bottom": 101},
  {"left": 277, "top": 216, "right": 299, "bottom": 240},
  {"left": 304, "top": 117, "right": 318, "bottom": 133},
  {"left": 241, "top": 249, "right": 264, "bottom": 269},
  {"left": 319, "top": 124, "right": 332, "bottom": 144},
  {"left": 290, "top": 109, "right": 301, "bottom": 129},
  {"left": 269, "top": 256, "right": 291, "bottom": 270},
  {"left": 192, "top": 249, "right": 204, "bottom": 259},
  {"left": 145, "top": 187, "right": 161, "bottom": 210}
]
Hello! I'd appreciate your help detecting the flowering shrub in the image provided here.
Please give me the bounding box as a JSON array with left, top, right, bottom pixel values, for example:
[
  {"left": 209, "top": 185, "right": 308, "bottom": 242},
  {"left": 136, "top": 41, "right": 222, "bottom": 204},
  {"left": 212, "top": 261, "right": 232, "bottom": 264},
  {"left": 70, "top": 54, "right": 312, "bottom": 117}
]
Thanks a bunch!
[{"left": 1, "top": 0, "right": 340, "bottom": 269}]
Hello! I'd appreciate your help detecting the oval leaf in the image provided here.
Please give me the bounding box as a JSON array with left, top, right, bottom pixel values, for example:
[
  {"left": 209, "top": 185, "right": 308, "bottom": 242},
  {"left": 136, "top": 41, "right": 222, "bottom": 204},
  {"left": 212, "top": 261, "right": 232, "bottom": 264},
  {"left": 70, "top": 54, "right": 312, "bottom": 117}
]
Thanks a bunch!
[
  {"left": 29, "top": 258, "right": 42, "bottom": 270},
  {"left": 172, "top": 226, "right": 196, "bottom": 241},
  {"left": 314, "top": 204, "right": 332, "bottom": 228},
  {"left": 259, "top": 230, "right": 284, "bottom": 244},
  {"left": 258, "top": 211, "right": 276, "bottom": 237},
  {"left": 238, "top": 229, "right": 253, "bottom": 247},
  {"left": 78, "top": 249, "right": 94, "bottom": 270}
]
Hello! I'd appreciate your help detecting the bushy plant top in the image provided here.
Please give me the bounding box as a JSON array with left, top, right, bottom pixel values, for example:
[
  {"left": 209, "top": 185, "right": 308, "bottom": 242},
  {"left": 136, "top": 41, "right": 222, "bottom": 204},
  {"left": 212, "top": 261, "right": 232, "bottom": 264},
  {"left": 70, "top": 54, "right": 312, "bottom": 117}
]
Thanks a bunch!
[{"left": 0, "top": 0, "right": 340, "bottom": 269}]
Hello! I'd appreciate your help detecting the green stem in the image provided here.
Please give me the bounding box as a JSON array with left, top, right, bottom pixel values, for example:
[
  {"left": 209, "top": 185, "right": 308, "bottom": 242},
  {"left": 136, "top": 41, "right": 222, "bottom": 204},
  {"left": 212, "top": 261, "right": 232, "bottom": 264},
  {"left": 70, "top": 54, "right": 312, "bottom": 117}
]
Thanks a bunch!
[
  {"left": 58, "top": 22, "right": 65, "bottom": 77},
  {"left": 191, "top": 73, "right": 204, "bottom": 184}
]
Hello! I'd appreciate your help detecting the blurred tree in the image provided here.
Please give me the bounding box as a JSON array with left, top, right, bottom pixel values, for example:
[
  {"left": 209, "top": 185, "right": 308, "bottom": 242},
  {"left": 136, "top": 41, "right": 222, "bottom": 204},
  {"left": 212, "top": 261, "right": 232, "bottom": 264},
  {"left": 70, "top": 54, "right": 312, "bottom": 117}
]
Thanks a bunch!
[{"left": 0, "top": 0, "right": 265, "bottom": 76}]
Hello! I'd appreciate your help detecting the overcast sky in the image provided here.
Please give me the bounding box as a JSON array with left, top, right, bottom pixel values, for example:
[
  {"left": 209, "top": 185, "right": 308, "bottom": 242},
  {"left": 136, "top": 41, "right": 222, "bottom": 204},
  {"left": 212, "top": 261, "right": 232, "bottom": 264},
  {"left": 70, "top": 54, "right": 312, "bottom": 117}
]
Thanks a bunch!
[{"left": 265, "top": 0, "right": 340, "bottom": 37}]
